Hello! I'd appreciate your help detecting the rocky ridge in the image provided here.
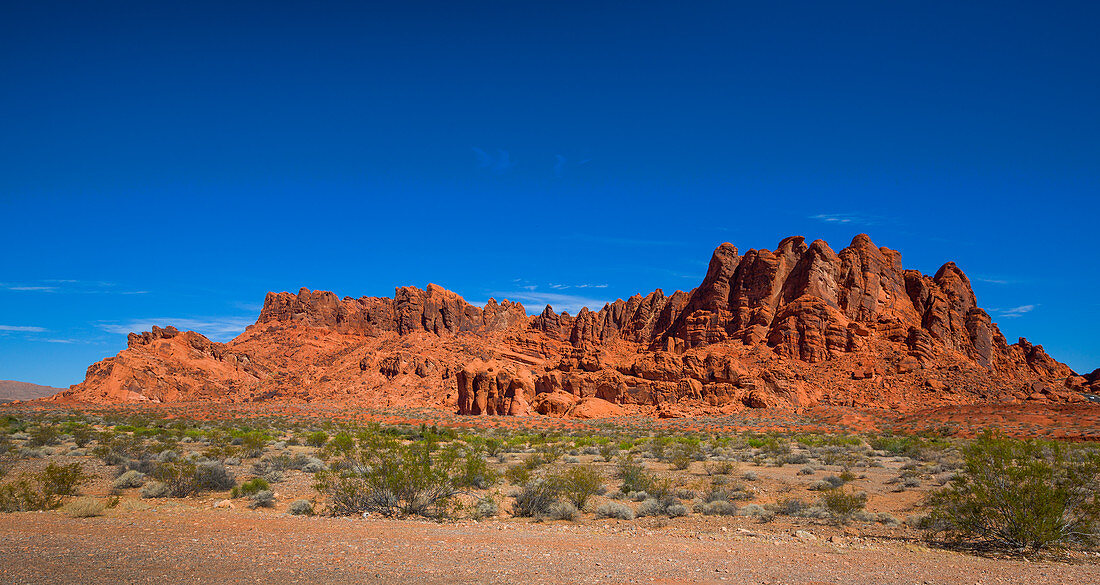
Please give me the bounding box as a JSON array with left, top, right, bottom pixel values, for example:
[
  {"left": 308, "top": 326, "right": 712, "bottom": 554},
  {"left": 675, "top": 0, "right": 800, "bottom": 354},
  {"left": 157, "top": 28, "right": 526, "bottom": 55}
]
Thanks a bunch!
[{"left": 51, "top": 235, "right": 1091, "bottom": 417}]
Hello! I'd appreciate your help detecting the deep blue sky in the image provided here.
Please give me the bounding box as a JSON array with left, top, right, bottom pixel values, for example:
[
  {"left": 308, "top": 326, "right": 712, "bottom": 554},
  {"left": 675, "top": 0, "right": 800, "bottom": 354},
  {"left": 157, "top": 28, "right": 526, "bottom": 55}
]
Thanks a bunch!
[{"left": 2, "top": 1, "right": 1097, "bottom": 387}]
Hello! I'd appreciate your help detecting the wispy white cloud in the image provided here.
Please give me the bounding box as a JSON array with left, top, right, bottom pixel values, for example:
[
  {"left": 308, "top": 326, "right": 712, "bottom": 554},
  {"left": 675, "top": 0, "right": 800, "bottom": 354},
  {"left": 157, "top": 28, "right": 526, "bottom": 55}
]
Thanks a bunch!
[
  {"left": 809, "top": 213, "right": 883, "bottom": 226},
  {"left": 974, "top": 277, "right": 1009, "bottom": 285},
  {"left": 0, "top": 325, "right": 47, "bottom": 332},
  {"left": 1, "top": 280, "right": 148, "bottom": 295},
  {"left": 992, "top": 304, "right": 1036, "bottom": 318},
  {"left": 6, "top": 286, "right": 59, "bottom": 292},
  {"left": 491, "top": 290, "right": 609, "bottom": 314},
  {"left": 548, "top": 283, "right": 608, "bottom": 290},
  {"left": 473, "top": 147, "right": 514, "bottom": 174},
  {"left": 96, "top": 316, "right": 254, "bottom": 341},
  {"left": 554, "top": 154, "right": 567, "bottom": 177}
]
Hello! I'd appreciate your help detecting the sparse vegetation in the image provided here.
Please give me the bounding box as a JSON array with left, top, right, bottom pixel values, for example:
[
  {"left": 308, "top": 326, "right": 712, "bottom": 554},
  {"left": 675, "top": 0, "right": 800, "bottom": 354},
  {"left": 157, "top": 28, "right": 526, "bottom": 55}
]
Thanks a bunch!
[{"left": 925, "top": 430, "right": 1100, "bottom": 553}]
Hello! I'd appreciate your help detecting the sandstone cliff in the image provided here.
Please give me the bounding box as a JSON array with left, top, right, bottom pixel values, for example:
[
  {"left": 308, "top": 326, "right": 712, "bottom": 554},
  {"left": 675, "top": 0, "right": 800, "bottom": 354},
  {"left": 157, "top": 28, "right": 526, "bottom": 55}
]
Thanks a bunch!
[{"left": 52, "top": 235, "right": 1090, "bottom": 417}]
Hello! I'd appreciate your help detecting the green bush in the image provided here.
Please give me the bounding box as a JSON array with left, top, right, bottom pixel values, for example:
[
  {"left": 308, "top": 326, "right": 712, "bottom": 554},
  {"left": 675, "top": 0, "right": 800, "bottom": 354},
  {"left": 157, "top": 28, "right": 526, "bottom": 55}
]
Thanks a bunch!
[
  {"left": 556, "top": 465, "right": 603, "bottom": 509},
  {"left": 0, "top": 462, "right": 91, "bottom": 512},
  {"left": 819, "top": 488, "right": 867, "bottom": 524},
  {"left": 27, "top": 425, "right": 61, "bottom": 447},
  {"left": 305, "top": 431, "right": 329, "bottom": 448},
  {"left": 152, "top": 460, "right": 236, "bottom": 497},
  {"left": 313, "top": 439, "right": 461, "bottom": 518},
  {"left": 504, "top": 464, "right": 531, "bottom": 486},
  {"left": 455, "top": 452, "right": 499, "bottom": 489},
  {"left": 232, "top": 477, "right": 270, "bottom": 498},
  {"left": 238, "top": 432, "right": 268, "bottom": 458},
  {"left": 614, "top": 455, "right": 652, "bottom": 494},
  {"left": 512, "top": 477, "right": 562, "bottom": 518},
  {"left": 925, "top": 429, "right": 1100, "bottom": 553}
]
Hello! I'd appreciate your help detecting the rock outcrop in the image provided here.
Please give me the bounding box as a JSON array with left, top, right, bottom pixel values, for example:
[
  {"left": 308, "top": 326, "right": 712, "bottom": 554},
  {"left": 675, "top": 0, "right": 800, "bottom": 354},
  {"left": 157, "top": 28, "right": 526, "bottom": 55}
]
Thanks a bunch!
[{"left": 51, "top": 235, "right": 1087, "bottom": 418}]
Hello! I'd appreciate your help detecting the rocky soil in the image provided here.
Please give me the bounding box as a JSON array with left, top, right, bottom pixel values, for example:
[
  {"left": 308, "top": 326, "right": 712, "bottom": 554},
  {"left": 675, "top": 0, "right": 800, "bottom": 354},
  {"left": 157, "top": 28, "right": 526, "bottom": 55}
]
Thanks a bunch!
[{"left": 2, "top": 509, "right": 1097, "bottom": 585}]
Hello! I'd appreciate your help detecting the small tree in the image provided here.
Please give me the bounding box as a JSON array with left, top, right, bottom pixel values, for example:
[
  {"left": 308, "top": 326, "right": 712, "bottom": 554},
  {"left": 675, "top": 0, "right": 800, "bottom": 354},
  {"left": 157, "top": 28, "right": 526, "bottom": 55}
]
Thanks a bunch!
[{"left": 925, "top": 429, "right": 1100, "bottom": 553}]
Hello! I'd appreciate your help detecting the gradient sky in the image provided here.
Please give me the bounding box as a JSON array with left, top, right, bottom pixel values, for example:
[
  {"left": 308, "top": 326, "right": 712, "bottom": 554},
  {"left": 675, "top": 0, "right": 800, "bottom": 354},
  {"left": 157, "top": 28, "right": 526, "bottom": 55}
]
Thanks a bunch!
[{"left": 2, "top": 1, "right": 1098, "bottom": 388}]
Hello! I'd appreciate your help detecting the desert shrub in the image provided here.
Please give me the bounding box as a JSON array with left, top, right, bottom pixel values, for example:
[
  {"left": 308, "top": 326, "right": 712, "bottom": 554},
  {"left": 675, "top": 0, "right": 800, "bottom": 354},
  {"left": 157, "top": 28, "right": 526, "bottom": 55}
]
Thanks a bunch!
[
  {"left": 0, "top": 462, "right": 91, "bottom": 511},
  {"left": 703, "top": 483, "right": 754, "bottom": 503},
  {"left": 300, "top": 457, "right": 327, "bottom": 473},
  {"left": 305, "top": 431, "right": 329, "bottom": 448},
  {"left": 546, "top": 501, "right": 579, "bottom": 521},
  {"left": 668, "top": 443, "right": 700, "bottom": 470},
  {"left": 455, "top": 452, "right": 499, "bottom": 489},
  {"left": 696, "top": 500, "right": 738, "bottom": 516},
  {"left": 741, "top": 503, "right": 775, "bottom": 522},
  {"left": 152, "top": 460, "right": 236, "bottom": 497},
  {"left": 798, "top": 466, "right": 816, "bottom": 476},
  {"left": 598, "top": 443, "right": 619, "bottom": 462},
  {"left": 141, "top": 481, "right": 170, "bottom": 499},
  {"left": 819, "top": 488, "right": 867, "bottom": 524},
  {"left": 248, "top": 489, "right": 275, "bottom": 509},
  {"left": 288, "top": 499, "right": 315, "bottom": 516},
  {"left": 71, "top": 426, "right": 96, "bottom": 448},
  {"left": 876, "top": 512, "right": 900, "bottom": 526},
  {"left": 512, "top": 477, "right": 562, "bottom": 518},
  {"left": 742, "top": 471, "right": 758, "bottom": 481},
  {"left": 637, "top": 496, "right": 687, "bottom": 518},
  {"left": 313, "top": 438, "right": 462, "bottom": 518},
  {"left": 232, "top": 477, "right": 270, "bottom": 498},
  {"left": 666, "top": 502, "right": 689, "bottom": 517},
  {"left": 64, "top": 497, "right": 106, "bottom": 518},
  {"left": 783, "top": 452, "right": 810, "bottom": 465},
  {"left": 238, "top": 432, "right": 268, "bottom": 458},
  {"left": 924, "top": 430, "right": 1100, "bottom": 553},
  {"left": 596, "top": 501, "right": 635, "bottom": 520},
  {"left": 195, "top": 461, "right": 236, "bottom": 491},
  {"left": 628, "top": 490, "right": 648, "bottom": 502},
  {"left": 504, "top": 464, "right": 531, "bottom": 486},
  {"left": 523, "top": 445, "right": 564, "bottom": 470},
  {"left": 615, "top": 455, "right": 655, "bottom": 494},
  {"left": 113, "top": 470, "right": 145, "bottom": 489},
  {"left": 706, "top": 460, "right": 736, "bottom": 476},
  {"left": 325, "top": 432, "right": 356, "bottom": 458},
  {"left": 557, "top": 465, "right": 603, "bottom": 509},
  {"left": 772, "top": 497, "right": 810, "bottom": 517},
  {"left": 473, "top": 494, "right": 500, "bottom": 518},
  {"left": 27, "top": 425, "right": 61, "bottom": 447}
]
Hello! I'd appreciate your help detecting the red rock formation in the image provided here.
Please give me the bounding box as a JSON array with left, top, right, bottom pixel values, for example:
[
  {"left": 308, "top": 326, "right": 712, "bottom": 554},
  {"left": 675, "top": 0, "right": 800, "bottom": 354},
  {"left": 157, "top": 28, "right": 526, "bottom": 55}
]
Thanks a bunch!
[{"left": 52, "top": 235, "right": 1087, "bottom": 419}]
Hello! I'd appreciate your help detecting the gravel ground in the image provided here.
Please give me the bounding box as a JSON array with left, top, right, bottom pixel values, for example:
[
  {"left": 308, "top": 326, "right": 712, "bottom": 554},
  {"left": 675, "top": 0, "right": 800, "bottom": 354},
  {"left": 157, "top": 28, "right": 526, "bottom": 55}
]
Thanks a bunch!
[{"left": 1, "top": 507, "right": 1097, "bottom": 585}]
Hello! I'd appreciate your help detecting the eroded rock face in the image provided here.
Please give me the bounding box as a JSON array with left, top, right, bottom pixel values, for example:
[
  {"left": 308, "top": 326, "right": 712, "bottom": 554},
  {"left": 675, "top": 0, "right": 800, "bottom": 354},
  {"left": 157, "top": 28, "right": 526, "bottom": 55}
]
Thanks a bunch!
[
  {"left": 54, "top": 235, "right": 1086, "bottom": 418},
  {"left": 456, "top": 360, "right": 534, "bottom": 416}
]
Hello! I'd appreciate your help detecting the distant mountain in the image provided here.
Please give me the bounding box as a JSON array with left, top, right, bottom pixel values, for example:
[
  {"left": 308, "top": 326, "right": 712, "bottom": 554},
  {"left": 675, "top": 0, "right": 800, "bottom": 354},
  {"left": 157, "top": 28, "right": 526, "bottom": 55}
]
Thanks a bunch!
[{"left": 0, "top": 380, "right": 65, "bottom": 402}]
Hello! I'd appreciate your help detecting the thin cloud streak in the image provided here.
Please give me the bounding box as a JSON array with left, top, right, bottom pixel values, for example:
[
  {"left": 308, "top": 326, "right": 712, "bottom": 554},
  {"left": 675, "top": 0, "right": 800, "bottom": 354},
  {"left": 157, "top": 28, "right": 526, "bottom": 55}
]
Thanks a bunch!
[
  {"left": 992, "top": 304, "right": 1036, "bottom": 318},
  {"left": 490, "top": 291, "right": 610, "bottom": 314},
  {"left": 0, "top": 325, "right": 47, "bottom": 332},
  {"left": 96, "top": 317, "right": 254, "bottom": 341}
]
